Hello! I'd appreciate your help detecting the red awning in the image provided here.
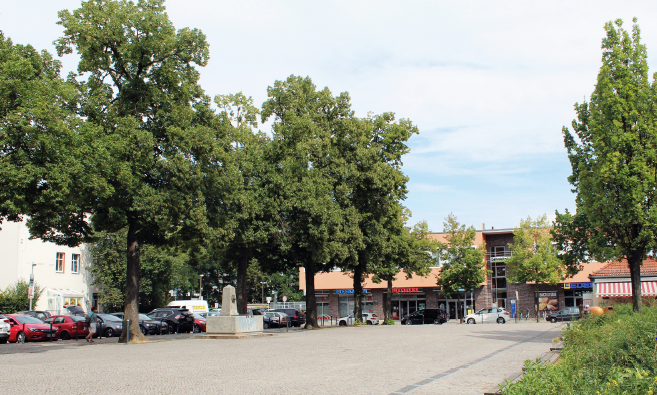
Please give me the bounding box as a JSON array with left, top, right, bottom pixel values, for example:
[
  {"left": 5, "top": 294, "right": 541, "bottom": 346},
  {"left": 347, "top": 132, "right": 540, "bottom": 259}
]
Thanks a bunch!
[{"left": 597, "top": 281, "right": 657, "bottom": 297}]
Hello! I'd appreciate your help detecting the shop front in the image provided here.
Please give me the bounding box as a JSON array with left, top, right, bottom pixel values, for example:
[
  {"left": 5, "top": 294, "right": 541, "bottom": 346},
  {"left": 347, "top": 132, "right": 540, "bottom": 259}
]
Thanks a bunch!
[{"left": 389, "top": 288, "right": 425, "bottom": 319}]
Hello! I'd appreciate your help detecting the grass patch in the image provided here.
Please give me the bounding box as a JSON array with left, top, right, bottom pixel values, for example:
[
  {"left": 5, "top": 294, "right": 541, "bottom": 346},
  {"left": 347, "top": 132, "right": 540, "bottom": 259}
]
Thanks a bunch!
[{"left": 501, "top": 303, "right": 657, "bottom": 394}]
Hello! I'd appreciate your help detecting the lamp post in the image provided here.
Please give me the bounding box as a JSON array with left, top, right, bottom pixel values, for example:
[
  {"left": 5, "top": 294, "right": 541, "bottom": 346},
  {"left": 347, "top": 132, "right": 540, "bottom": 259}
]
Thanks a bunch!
[
  {"left": 199, "top": 274, "right": 204, "bottom": 300},
  {"left": 260, "top": 282, "right": 267, "bottom": 304},
  {"left": 29, "top": 263, "right": 36, "bottom": 310}
]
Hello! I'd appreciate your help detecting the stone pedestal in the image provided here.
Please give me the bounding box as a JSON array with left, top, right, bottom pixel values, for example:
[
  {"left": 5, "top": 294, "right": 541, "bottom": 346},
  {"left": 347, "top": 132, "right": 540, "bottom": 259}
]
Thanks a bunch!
[{"left": 206, "top": 315, "right": 263, "bottom": 334}]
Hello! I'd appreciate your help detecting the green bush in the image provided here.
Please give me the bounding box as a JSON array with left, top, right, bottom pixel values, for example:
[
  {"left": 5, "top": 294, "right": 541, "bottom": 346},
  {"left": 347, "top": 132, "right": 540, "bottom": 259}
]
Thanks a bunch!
[
  {"left": 0, "top": 279, "right": 44, "bottom": 314},
  {"left": 501, "top": 304, "right": 657, "bottom": 395}
]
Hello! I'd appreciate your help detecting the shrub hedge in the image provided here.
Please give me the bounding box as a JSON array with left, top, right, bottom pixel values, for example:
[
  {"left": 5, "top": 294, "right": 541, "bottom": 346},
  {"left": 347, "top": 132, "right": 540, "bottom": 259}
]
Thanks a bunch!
[
  {"left": 501, "top": 303, "right": 657, "bottom": 395},
  {"left": 0, "top": 279, "right": 44, "bottom": 314}
]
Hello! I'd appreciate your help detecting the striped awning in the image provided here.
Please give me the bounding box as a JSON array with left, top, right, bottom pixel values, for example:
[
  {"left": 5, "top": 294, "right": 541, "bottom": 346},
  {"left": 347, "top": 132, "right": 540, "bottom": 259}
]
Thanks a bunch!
[{"left": 597, "top": 281, "right": 657, "bottom": 297}]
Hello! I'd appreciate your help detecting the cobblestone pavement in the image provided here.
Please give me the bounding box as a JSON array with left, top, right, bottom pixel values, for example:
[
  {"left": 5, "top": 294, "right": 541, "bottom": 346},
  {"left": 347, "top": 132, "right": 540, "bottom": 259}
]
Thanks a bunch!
[{"left": 0, "top": 321, "right": 564, "bottom": 395}]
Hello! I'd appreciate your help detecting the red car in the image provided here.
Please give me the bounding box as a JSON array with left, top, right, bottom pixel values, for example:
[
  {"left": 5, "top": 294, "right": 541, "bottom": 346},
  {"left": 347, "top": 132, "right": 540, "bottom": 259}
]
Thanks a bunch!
[
  {"left": 5, "top": 314, "right": 58, "bottom": 343},
  {"left": 193, "top": 313, "right": 206, "bottom": 333},
  {"left": 43, "top": 315, "right": 89, "bottom": 340}
]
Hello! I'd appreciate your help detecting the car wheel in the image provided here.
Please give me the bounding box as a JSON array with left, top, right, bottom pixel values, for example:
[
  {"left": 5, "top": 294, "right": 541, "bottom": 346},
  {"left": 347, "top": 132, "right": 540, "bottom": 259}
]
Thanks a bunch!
[
  {"left": 367, "top": 321, "right": 372, "bottom": 325},
  {"left": 17, "top": 332, "right": 26, "bottom": 343},
  {"left": 339, "top": 321, "right": 346, "bottom": 326},
  {"left": 105, "top": 327, "right": 114, "bottom": 338},
  {"left": 140, "top": 326, "right": 147, "bottom": 335},
  {"left": 467, "top": 318, "right": 475, "bottom": 324},
  {"left": 550, "top": 317, "right": 557, "bottom": 323},
  {"left": 263, "top": 322, "right": 270, "bottom": 329},
  {"left": 60, "top": 331, "right": 71, "bottom": 341},
  {"left": 497, "top": 317, "right": 505, "bottom": 324},
  {"left": 433, "top": 319, "right": 442, "bottom": 325},
  {"left": 0, "top": 338, "right": 7, "bottom": 344},
  {"left": 193, "top": 324, "right": 201, "bottom": 333},
  {"left": 404, "top": 320, "right": 412, "bottom": 325}
]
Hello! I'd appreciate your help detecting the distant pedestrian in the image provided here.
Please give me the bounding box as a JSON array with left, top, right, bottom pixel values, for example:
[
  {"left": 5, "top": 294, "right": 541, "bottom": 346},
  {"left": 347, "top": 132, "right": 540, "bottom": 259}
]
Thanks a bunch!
[{"left": 85, "top": 306, "right": 98, "bottom": 343}]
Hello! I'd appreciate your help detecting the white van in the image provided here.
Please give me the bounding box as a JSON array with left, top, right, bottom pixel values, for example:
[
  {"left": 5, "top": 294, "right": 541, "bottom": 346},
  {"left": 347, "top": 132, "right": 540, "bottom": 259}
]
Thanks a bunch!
[{"left": 167, "top": 300, "right": 209, "bottom": 314}]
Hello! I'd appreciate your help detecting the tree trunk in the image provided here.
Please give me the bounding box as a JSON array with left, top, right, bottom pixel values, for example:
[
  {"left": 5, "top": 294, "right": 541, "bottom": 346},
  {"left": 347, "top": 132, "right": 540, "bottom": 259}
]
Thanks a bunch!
[
  {"left": 304, "top": 259, "right": 317, "bottom": 329},
  {"left": 236, "top": 247, "right": 249, "bottom": 315},
  {"left": 628, "top": 252, "right": 643, "bottom": 313},
  {"left": 457, "top": 293, "right": 461, "bottom": 323},
  {"left": 353, "top": 265, "right": 363, "bottom": 323},
  {"left": 535, "top": 286, "right": 539, "bottom": 323},
  {"left": 384, "top": 279, "right": 393, "bottom": 324},
  {"left": 120, "top": 219, "right": 145, "bottom": 343}
]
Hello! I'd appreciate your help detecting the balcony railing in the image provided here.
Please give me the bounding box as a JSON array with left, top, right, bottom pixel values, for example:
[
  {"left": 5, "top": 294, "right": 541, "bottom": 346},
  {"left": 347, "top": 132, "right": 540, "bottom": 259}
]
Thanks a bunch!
[{"left": 486, "top": 251, "right": 512, "bottom": 262}]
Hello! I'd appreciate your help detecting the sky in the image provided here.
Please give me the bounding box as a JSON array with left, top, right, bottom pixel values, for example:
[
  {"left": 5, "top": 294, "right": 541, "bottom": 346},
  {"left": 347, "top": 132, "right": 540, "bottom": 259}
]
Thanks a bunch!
[{"left": 3, "top": 1, "right": 657, "bottom": 232}]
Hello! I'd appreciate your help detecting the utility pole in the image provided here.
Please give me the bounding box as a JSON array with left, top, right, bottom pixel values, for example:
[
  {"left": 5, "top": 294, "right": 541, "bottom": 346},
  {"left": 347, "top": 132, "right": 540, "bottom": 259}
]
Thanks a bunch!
[
  {"left": 199, "top": 274, "right": 204, "bottom": 300},
  {"left": 28, "top": 263, "right": 36, "bottom": 310},
  {"left": 260, "top": 281, "right": 267, "bottom": 304}
]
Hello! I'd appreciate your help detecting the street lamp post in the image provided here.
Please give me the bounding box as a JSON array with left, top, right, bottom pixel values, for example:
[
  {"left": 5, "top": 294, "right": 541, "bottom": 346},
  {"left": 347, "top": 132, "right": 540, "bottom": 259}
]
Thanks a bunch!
[
  {"left": 29, "top": 263, "right": 36, "bottom": 310},
  {"left": 260, "top": 282, "right": 267, "bottom": 304},
  {"left": 199, "top": 274, "right": 204, "bottom": 300}
]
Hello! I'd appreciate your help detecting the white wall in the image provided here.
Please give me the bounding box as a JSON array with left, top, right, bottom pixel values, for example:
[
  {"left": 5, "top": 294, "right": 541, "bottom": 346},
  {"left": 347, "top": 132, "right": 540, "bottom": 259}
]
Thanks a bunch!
[{"left": 0, "top": 219, "right": 96, "bottom": 311}]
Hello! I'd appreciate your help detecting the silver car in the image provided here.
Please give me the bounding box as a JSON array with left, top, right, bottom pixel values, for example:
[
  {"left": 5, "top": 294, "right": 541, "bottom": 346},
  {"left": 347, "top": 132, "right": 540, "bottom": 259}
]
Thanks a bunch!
[
  {"left": 0, "top": 313, "right": 10, "bottom": 344},
  {"left": 464, "top": 308, "right": 510, "bottom": 324}
]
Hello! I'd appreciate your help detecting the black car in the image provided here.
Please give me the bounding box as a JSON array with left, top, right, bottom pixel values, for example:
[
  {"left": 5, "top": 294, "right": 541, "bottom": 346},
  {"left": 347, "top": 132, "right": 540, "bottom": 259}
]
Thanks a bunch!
[
  {"left": 271, "top": 308, "right": 305, "bottom": 327},
  {"left": 401, "top": 309, "right": 448, "bottom": 325},
  {"left": 546, "top": 307, "right": 581, "bottom": 323},
  {"left": 146, "top": 308, "right": 195, "bottom": 333},
  {"left": 15, "top": 311, "right": 51, "bottom": 321},
  {"left": 96, "top": 314, "right": 124, "bottom": 338},
  {"left": 111, "top": 312, "right": 168, "bottom": 335}
]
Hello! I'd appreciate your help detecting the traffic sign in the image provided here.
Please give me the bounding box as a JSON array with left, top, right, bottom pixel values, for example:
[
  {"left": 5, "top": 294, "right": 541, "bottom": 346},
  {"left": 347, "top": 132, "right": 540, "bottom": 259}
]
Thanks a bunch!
[
  {"left": 28, "top": 286, "right": 34, "bottom": 299},
  {"left": 282, "top": 296, "right": 287, "bottom": 302}
]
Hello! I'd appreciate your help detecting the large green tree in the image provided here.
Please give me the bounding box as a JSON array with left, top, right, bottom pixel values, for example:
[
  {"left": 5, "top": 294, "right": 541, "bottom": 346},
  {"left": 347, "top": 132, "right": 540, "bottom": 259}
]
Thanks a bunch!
[
  {"left": 554, "top": 19, "right": 657, "bottom": 313},
  {"left": 507, "top": 215, "right": 565, "bottom": 322},
  {"left": 51, "top": 0, "right": 224, "bottom": 342},
  {"left": 436, "top": 213, "right": 487, "bottom": 323},
  {"left": 341, "top": 113, "right": 419, "bottom": 322},
  {"left": 262, "top": 75, "right": 356, "bottom": 329}
]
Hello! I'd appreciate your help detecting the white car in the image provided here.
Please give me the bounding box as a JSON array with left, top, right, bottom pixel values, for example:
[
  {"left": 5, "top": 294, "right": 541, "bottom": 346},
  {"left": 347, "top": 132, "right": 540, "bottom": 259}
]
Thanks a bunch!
[
  {"left": 337, "top": 313, "right": 380, "bottom": 326},
  {"left": 0, "top": 313, "right": 10, "bottom": 343},
  {"left": 464, "top": 307, "right": 510, "bottom": 324}
]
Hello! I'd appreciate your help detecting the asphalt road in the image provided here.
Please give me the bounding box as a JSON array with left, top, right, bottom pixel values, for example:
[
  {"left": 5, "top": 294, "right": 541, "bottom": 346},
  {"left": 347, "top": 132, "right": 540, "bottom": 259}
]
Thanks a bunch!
[{"left": 0, "top": 320, "right": 564, "bottom": 395}]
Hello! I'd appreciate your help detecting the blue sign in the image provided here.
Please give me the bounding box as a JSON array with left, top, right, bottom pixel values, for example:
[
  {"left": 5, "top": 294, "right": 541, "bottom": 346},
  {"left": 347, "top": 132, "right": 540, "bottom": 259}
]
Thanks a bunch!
[
  {"left": 564, "top": 282, "right": 592, "bottom": 290},
  {"left": 336, "top": 289, "right": 369, "bottom": 294},
  {"left": 510, "top": 299, "right": 517, "bottom": 318}
]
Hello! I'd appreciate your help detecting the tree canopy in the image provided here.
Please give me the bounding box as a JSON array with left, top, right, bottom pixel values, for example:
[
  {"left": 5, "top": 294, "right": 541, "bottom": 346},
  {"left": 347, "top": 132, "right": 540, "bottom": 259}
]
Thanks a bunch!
[{"left": 554, "top": 19, "right": 657, "bottom": 313}]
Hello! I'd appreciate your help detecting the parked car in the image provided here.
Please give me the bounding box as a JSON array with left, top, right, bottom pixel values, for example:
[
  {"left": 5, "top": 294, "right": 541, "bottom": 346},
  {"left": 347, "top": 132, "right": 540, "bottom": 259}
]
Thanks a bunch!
[
  {"left": 146, "top": 308, "right": 195, "bottom": 333},
  {"left": 15, "top": 311, "right": 51, "bottom": 321},
  {"left": 263, "top": 311, "right": 288, "bottom": 328},
  {"left": 464, "top": 308, "right": 510, "bottom": 324},
  {"left": 199, "top": 310, "right": 221, "bottom": 318},
  {"left": 262, "top": 314, "right": 274, "bottom": 329},
  {"left": 96, "top": 314, "right": 124, "bottom": 338},
  {"left": 546, "top": 307, "right": 581, "bottom": 323},
  {"left": 64, "top": 306, "right": 85, "bottom": 315},
  {"left": 271, "top": 308, "right": 305, "bottom": 327},
  {"left": 401, "top": 309, "right": 447, "bottom": 325},
  {"left": 193, "top": 313, "right": 207, "bottom": 333},
  {"left": 337, "top": 313, "right": 380, "bottom": 326},
  {"left": 5, "top": 314, "right": 58, "bottom": 342},
  {"left": 110, "top": 312, "right": 168, "bottom": 335},
  {"left": 0, "top": 313, "right": 10, "bottom": 344},
  {"left": 43, "top": 315, "right": 88, "bottom": 340}
]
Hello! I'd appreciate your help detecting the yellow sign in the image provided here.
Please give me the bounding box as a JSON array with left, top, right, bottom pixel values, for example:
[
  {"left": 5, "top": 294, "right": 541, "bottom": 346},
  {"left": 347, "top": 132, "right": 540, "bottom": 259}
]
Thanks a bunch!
[{"left": 564, "top": 283, "right": 570, "bottom": 290}]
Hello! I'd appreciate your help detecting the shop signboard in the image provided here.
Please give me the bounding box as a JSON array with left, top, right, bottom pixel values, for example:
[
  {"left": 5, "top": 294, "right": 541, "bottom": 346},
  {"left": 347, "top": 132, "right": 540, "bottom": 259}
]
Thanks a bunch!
[
  {"left": 538, "top": 291, "right": 558, "bottom": 311},
  {"left": 336, "top": 289, "right": 369, "bottom": 294},
  {"left": 392, "top": 287, "right": 420, "bottom": 293},
  {"left": 564, "top": 282, "right": 592, "bottom": 290}
]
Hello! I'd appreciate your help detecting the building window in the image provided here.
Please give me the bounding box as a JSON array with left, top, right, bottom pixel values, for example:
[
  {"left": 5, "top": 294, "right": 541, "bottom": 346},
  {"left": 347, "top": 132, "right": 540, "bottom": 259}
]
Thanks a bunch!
[
  {"left": 56, "top": 253, "right": 65, "bottom": 273},
  {"left": 71, "top": 254, "right": 80, "bottom": 274}
]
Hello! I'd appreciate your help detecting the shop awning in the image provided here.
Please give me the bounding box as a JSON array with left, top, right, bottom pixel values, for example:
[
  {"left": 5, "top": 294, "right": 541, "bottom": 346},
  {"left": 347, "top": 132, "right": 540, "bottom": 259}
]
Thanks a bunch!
[{"left": 596, "top": 281, "right": 657, "bottom": 297}]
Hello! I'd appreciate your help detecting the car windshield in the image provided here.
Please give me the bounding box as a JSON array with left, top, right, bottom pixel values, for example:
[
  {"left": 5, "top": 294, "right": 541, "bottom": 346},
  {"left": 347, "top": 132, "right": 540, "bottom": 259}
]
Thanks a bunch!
[
  {"left": 193, "top": 314, "right": 205, "bottom": 320},
  {"left": 98, "top": 314, "right": 122, "bottom": 322},
  {"left": 138, "top": 314, "right": 152, "bottom": 321},
  {"left": 13, "top": 316, "right": 44, "bottom": 324},
  {"left": 70, "top": 316, "right": 85, "bottom": 322}
]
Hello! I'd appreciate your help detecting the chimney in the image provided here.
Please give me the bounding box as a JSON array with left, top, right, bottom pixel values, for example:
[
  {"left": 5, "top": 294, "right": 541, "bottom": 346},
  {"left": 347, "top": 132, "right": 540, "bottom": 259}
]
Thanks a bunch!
[{"left": 478, "top": 223, "right": 485, "bottom": 230}]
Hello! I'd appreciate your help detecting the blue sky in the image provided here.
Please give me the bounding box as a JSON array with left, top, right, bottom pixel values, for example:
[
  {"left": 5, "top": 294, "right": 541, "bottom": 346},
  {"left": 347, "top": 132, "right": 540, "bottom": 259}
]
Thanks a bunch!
[{"left": 4, "top": 1, "right": 657, "bottom": 231}]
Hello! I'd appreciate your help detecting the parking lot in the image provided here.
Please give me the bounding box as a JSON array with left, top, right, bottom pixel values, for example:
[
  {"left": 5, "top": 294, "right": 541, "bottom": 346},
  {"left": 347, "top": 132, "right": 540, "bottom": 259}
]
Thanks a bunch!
[{"left": 0, "top": 321, "right": 563, "bottom": 395}]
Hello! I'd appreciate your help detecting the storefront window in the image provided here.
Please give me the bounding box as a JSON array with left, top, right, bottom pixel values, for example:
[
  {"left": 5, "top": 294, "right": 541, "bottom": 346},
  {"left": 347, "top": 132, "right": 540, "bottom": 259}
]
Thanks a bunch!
[
  {"left": 390, "top": 294, "right": 425, "bottom": 319},
  {"left": 564, "top": 290, "right": 584, "bottom": 307}
]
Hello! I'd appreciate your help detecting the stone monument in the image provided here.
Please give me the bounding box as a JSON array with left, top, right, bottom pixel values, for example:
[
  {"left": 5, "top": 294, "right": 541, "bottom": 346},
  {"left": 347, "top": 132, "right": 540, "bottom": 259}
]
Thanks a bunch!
[{"left": 198, "top": 285, "right": 265, "bottom": 339}]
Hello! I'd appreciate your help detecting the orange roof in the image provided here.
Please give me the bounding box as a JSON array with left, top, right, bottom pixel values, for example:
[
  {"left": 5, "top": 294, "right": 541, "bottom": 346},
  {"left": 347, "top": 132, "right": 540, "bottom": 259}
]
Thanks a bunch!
[
  {"left": 589, "top": 258, "right": 657, "bottom": 277},
  {"left": 426, "top": 231, "right": 485, "bottom": 246},
  {"left": 299, "top": 267, "right": 441, "bottom": 290},
  {"left": 564, "top": 261, "right": 609, "bottom": 282}
]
